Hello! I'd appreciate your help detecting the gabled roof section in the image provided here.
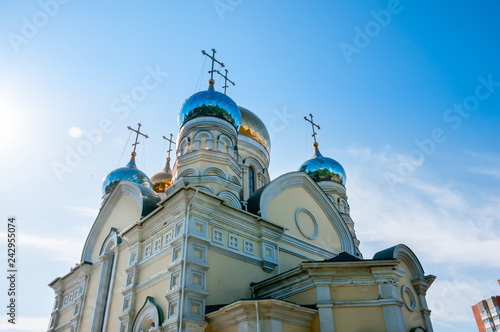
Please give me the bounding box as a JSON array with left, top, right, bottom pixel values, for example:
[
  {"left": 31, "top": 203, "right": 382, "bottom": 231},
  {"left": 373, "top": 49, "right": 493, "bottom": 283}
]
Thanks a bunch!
[{"left": 322, "top": 251, "right": 363, "bottom": 263}]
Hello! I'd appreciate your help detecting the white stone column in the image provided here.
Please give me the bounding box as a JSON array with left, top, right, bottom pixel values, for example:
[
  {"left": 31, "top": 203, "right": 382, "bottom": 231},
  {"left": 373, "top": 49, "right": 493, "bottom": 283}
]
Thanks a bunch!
[
  {"left": 412, "top": 276, "right": 436, "bottom": 332},
  {"left": 372, "top": 267, "right": 406, "bottom": 332},
  {"left": 314, "top": 283, "right": 335, "bottom": 332}
]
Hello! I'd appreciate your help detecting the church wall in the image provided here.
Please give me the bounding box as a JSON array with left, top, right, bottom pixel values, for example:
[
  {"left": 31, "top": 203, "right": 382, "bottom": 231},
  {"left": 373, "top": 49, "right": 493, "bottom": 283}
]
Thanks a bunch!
[
  {"left": 330, "top": 284, "right": 380, "bottom": 302},
  {"left": 399, "top": 261, "right": 426, "bottom": 329},
  {"left": 77, "top": 264, "right": 101, "bottom": 331},
  {"left": 212, "top": 325, "right": 238, "bottom": 332},
  {"left": 277, "top": 250, "right": 307, "bottom": 274},
  {"left": 282, "top": 322, "right": 311, "bottom": 332},
  {"left": 310, "top": 314, "right": 320, "bottom": 332},
  {"left": 278, "top": 243, "right": 324, "bottom": 263},
  {"left": 283, "top": 288, "right": 317, "bottom": 305},
  {"left": 91, "top": 195, "right": 141, "bottom": 262},
  {"left": 206, "top": 251, "right": 265, "bottom": 305},
  {"left": 266, "top": 187, "right": 342, "bottom": 254},
  {"left": 137, "top": 253, "right": 172, "bottom": 285},
  {"left": 57, "top": 307, "right": 76, "bottom": 329},
  {"left": 332, "top": 306, "right": 385, "bottom": 332}
]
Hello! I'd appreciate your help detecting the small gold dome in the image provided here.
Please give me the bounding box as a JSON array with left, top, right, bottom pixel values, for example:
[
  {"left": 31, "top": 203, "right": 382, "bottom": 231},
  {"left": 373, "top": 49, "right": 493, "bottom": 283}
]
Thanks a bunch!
[
  {"left": 238, "top": 106, "right": 271, "bottom": 152},
  {"left": 151, "top": 158, "right": 173, "bottom": 193}
]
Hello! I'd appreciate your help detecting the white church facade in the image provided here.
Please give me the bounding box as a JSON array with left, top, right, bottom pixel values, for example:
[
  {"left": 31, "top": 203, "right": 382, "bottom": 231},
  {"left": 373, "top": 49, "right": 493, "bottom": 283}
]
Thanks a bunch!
[{"left": 47, "top": 52, "right": 435, "bottom": 332}]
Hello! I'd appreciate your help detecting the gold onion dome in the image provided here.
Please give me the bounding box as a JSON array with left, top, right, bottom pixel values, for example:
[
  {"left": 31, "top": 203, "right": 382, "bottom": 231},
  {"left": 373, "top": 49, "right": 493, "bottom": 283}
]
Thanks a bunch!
[
  {"left": 178, "top": 80, "right": 241, "bottom": 130},
  {"left": 102, "top": 153, "right": 153, "bottom": 195},
  {"left": 238, "top": 106, "right": 271, "bottom": 152},
  {"left": 299, "top": 143, "right": 346, "bottom": 185},
  {"left": 151, "top": 157, "right": 173, "bottom": 193}
]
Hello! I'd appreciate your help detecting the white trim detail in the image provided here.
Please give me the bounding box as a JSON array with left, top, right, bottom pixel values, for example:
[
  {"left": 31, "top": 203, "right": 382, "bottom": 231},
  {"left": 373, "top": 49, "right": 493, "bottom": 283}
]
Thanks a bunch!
[
  {"left": 294, "top": 208, "right": 319, "bottom": 240},
  {"left": 243, "top": 239, "right": 254, "bottom": 255},
  {"left": 401, "top": 285, "right": 417, "bottom": 311},
  {"left": 228, "top": 233, "right": 239, "bottom": 250},
  {"left": 212, "top": 228, "right": 223, "bottom": 245},
  {"left": 143, "top": 244, "right": 152, "bottom": 259}
]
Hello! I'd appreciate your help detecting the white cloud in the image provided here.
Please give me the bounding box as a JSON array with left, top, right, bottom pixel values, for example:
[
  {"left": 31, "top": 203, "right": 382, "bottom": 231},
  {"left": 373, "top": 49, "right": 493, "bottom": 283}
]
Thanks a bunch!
[
  {"left": 344, "top": 145, "right": 500, "bottom": 267},
  {"left": 0, "top": 316, "right": 48, "bottom": 331},
  {"left": 340, "top": 145, "right": 500, "bottom": 329},
  {"left": 469, "top": 167, "right": 500, "bottom": 180},
  {"left": 64, "top": 205, "right": 99, "bottom": 218},
  {"left": 427, "top": 277, "right": 499, "bottom": 329},
  {"left": 0, "top": 232, "right": 82, "bottom": 264}
]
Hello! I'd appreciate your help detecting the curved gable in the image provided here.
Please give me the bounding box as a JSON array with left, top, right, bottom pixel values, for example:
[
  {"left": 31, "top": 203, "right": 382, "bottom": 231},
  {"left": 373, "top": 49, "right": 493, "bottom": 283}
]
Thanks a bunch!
[
  {"left": 257, "top": 172, "right": 356, "bottom": 255},
  {"left": 81, "top": 181, "right": 143, "bottom": 262},
  {"left": 373, "top": 244, "right": 426, "bottom": 278}
]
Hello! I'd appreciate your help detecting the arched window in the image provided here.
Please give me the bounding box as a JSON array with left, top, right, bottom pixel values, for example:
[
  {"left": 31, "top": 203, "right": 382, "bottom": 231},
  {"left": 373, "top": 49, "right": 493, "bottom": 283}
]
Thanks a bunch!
[
  {"left": 248, "top": 167, "right": 256, "bottom": 195},
  {"left": 132, "top": 297, "right": 164, "bottom": 332},
  {"left": 90, "top": 229, "right": 119, "bottom": 331}
]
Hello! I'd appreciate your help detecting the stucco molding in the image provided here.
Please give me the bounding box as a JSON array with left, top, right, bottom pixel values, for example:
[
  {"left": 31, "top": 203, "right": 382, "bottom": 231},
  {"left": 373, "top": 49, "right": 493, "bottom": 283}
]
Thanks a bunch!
[
  {"left": 217, "top": 190, "right": 241, "bottom": 209},
  {"left": 295, "top": 208, "right": 319, "bottom": 240},
  {"left": 200, "top": 166, "right": 227, "bottom": 179}
]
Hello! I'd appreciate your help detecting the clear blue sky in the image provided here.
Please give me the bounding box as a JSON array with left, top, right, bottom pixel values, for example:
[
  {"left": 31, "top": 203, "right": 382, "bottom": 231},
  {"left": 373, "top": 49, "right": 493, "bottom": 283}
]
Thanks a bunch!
[{"left": 1, "top": 1, "right": 499, "bottom": 331}]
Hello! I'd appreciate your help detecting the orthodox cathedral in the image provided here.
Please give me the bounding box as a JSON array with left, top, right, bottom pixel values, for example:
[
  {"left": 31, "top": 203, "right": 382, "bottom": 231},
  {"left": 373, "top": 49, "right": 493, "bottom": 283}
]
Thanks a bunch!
[{"left": 48, "top": 51, "right": 435, "bottom": 332}]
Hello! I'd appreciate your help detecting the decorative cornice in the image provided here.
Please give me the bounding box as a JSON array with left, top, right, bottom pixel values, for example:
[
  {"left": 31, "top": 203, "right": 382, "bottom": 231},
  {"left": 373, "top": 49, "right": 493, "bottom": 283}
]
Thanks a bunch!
[
  {"left": 205, "top": 299, "right": 317, "bottom": 331},
  {"left": 281, "top": 233, "right": 337, "bottom": 259},
  {"left": 209, "top": 243, "right": 262, "bottom": 267}
]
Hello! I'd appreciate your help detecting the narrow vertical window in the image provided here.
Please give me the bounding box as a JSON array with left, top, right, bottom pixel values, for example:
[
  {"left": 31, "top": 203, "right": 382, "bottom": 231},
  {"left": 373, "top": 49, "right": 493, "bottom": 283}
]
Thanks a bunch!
[{"left": 248, "top": 167, "right": 255, "bottom": 195}]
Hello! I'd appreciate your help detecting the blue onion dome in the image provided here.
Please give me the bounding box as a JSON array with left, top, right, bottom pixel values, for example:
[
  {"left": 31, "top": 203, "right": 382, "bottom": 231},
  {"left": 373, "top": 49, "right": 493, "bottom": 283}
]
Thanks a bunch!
[
  {"left": 178, "top": 79, "right": 241, "bottom": 130},
  {"left": 238, "top": 106, "right": 271, "bottom": 152},
  {"left": 299, "top": 143, "right": 346, "bottom": 185},
  {"left": 102, "top": 152, "right": 153, "bottom": 195},
  {"left": 151, "top": 157, "right": 173, "bottom": 193}
]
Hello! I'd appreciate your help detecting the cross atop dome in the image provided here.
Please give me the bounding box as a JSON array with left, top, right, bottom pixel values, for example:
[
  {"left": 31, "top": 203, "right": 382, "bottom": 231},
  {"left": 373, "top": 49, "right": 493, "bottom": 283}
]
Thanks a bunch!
[
  {"left": 162, "top": 133, "right": 176, "bottom": 161},
  {"left": 215, "top": 69, "right": 235, "bottom": 94},
  {"left": 127, "top": 123, "right": 149, "bottom": 156},
  {"left": 304, "top": 113, "right": 320, "bottom": 145},
  {"left": 202, "top": 49, "right": 225, "bottom": 83}
]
